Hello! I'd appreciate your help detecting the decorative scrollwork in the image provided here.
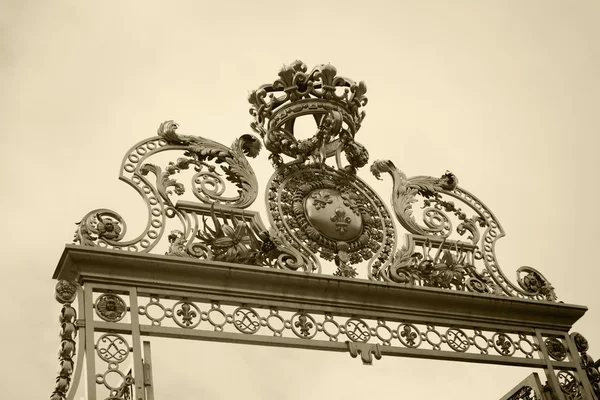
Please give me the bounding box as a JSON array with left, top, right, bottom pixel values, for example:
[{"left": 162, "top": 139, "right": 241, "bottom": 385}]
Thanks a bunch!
[
  {"left": 96, "top": 334, "right": 130, "bottom": 363},
  {"left": 233, "top": 307, "right": 261, "bottom": 334},
  {"left": 557, "top": 371, "right": 583, "bottom": 399},
  {"left": 371, "top": 159, "right": 557, "bottom": 301},
  {"left": 73, "top": 120, "right": 261, "bottom": 253},
  {"left": 68, "top": 62, "right": 561, "bottom": 304}
]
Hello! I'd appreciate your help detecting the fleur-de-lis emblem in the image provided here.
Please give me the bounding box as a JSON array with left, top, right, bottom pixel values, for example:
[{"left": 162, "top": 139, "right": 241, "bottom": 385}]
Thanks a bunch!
[
  {"left": 177, "top": 302, "right": 197, "bottom": 327},
  {"left": 295, "top": 314, "right": 314, "bottom": 337},
  {"left": 495, "top": 334, "right": 513, "bottom": 355},
  {"left": 401, "top": 325, "right": 417, "bottom": 346},
  {"left": 330, "top": 208, "right": 352, "bottom": 233},
  {"left": 311, "top": 190, "right": 333, "bottom": 210}
]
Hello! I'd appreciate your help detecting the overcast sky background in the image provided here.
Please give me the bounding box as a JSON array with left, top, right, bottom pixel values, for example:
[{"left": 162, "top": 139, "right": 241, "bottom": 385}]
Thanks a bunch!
[{"left": 2, "top": 1, "right": 600, "bottom": 399}]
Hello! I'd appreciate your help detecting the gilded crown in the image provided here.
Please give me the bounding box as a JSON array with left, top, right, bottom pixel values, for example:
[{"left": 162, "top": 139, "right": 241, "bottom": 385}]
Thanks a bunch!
[{"left": 248, "top": 61, "right": 368, "bottom": 167}]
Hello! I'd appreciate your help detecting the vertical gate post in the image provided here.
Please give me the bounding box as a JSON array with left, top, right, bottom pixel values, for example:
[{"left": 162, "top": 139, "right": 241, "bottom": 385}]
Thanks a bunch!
[
  {"left": 537, "top": 330, "right": 567, "bottom": 400},
  {"left": 566, "top": 332, "right": 599, "bottom": 400},
  {"left": 130, "top": 287, "right": 147, "bottom": 400}
]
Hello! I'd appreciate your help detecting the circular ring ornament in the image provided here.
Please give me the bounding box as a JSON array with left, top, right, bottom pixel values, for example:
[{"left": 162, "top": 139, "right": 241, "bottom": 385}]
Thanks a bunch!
[
  {"left": 473, "top": 332, "right": 490, "bottom": 353},
  {"left": 425, "top": 328, "right": 443, "bottom": 349},
  {"left": 266, "top": 313, "right": 285, "bottom": 335},
  {"left": 322, "top": 319, "right": 341, "bottom": 341},
  {"left": 138, "top": 298, "right": 166, "bottom": 326},
  {"left": 446, "top": 328, "right": 470, "bottom": 352},
  {"left": 518, "top": 337, "right": 535, "bottom": 358},
  {"left": 95, "top": 294, "right": 127, "bottom": 322},
  {"left": 233, "top": 307, "right": 261, "bottom": 334},
  {"left": 375, "top": 324, "right": 393, "bottom": 344},
  {"left": 207, "top": 308, "right": 227, "bottom": 330},
  {"left": 96, "top": 333, "right": 130, "bottom": 363},
  {"left": 398, "top": 324, "right": 421, "bottom": 348},
  {"left": 95, "top": 368, "right": 134, "bottom": 392}
]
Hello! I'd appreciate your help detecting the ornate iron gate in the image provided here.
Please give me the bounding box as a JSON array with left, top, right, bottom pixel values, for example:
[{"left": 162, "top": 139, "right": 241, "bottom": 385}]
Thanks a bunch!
[{"left": 48, "top": 61, "right": 600, "bottom": 400}]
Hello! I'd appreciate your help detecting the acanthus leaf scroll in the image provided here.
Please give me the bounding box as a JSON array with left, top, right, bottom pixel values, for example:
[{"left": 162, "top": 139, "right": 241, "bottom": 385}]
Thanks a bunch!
[
  {"left": 371, "top": 159, "right": 556, "bottom": 301},
  {"left": 70, "top": 61, "right": 558, "bottom": 303}
]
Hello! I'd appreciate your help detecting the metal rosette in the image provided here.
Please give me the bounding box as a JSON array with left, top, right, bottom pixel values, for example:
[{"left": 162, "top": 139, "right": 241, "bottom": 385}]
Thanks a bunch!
[{"left": 266, "top": 164, "right": 396, "bottom": 275}]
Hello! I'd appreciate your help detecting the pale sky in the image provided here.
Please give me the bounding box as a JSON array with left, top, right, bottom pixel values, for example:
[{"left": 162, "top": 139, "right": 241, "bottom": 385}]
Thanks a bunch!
[{"left": 2, "top": 1, "right": 600, "bottom": 399}]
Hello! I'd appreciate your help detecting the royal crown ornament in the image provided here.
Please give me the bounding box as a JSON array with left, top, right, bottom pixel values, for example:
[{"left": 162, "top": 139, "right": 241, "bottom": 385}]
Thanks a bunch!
[{"left": 248, "top": 60, "right": 369, "bottom": 171}]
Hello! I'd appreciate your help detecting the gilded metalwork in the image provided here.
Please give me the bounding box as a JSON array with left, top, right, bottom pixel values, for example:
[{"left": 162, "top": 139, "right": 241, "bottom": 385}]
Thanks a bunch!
[
  {"left": 233, "top": 307, "right": 261, "bottom": 334},
  {"left": 50, "top": 60, "right": 600, "bottom": 400},
  {"left": 573, "top": 332, "right": 590, "bottom": 353},
  {"left": 494, "top": 333, "right": 516, "bottom": 356},
  {"left": 131, "top": 292, "right": 546, "bottom": 363},
  {"left": 67, "top": 60, "right": 560, "bottom": 307},
  {"left": 95, "top": 294, "right": 127, "bottom": 322},
  {"left": 399, "top": 324, "right": 421, "bottom": 348},
  {"left": 545, "top": 337, "right": 568, "bottom": 361},
  {"left": 267, "top": 164, "right": 395, "bottom": 278},
  {"left": 49, "top": 289, "right": 78, "bottom": 400},
  {"left": 446, "top": 328, "right": 470, "bottom": 352},
  {"left": 557, "top": 371, "right": 583, "bottom": 399},
  {"left": 173, "top": 301, "right": 201, "bottom": 328},
  {"left": 570, "top": 332, "right": 600, "bottom": 398},
  {"left": 55, "top": 280, "right": 78, "bottom": 304},
  {"left": 96, "top": 333, "right": 130, "bottom": 364},
  {"left": 291, "top": 313, "right": 317, "bottom": 339},
  {"left": 345, "top": 318, "right": 371, "bottom": 343},
  {"left": 248, "top": 61, "right": 368, "bottom": 171},
  {"left": 96, "top": 367, "right": 134, "bottom": 395},
  {"left": 371, "top": 160, "right": 556, "bottom": 301}
]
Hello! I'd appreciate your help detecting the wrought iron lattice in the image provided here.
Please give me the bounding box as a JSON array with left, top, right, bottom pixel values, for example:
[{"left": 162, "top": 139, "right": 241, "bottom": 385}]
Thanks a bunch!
[{"left": 131, "top": 292, "right": 552, "bottom": 362}]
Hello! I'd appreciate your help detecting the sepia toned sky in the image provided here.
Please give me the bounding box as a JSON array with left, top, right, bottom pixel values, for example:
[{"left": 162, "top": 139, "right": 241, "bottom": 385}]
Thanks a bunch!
[{"left": 2, "top": 1, "right": 600, "bottom": 399}]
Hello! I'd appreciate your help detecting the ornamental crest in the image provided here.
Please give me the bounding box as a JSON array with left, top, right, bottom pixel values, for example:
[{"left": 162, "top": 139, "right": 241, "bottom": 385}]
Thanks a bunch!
[{"left": 72, "top": 60, "right": 556, "bottom": 301}]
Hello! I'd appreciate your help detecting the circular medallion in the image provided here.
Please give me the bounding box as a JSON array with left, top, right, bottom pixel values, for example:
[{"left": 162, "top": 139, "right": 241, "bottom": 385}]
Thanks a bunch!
[
  {"left": 96, "top": 333, "right": 130, "bottom": 363},
  {"left": 545, "top": 337, "right": 567, "bottom": 361},
  {"left": 233, "top": 307, "right": 261, "bottom": 334},
  {"left": 266, "top": 164, "right": 395, "bottom": 273},
  {"left": 446, "top": 328, "right": 470, "bottom": 352},
  {"left": 572, "top": 332, "right": 589, "bottom": 352},
  {"left": 95, "top": 294, "right": 127, "bottom": 322},
  {"left": 55, "top": 280, "right": 78, "bottom": 304},
  {"left": 345, "top": 318, "right": 371, "bottom": 342}
]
